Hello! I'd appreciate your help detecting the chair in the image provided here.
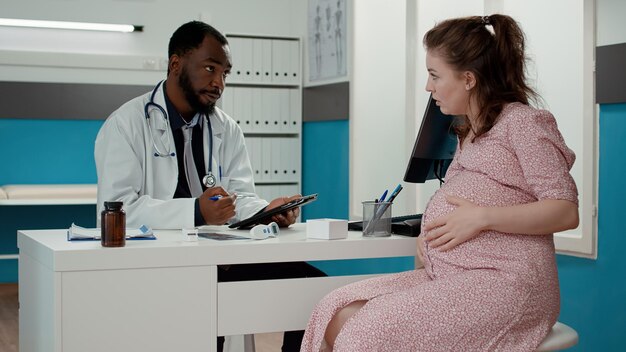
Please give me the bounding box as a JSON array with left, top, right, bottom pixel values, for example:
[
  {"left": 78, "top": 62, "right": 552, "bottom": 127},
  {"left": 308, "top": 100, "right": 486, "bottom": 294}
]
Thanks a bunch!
[{"left": 536, "top": 322, "right": 579, "bottom": 351}]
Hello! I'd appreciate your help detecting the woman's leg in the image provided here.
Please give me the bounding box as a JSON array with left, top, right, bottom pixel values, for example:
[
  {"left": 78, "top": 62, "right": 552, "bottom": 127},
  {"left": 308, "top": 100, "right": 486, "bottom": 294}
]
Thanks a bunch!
[
  {"left": 301, "top": 270, "right": 431, "bottom": 352},
  {"left": 323, "top": 300, "right": 367, "bottom": 348}
]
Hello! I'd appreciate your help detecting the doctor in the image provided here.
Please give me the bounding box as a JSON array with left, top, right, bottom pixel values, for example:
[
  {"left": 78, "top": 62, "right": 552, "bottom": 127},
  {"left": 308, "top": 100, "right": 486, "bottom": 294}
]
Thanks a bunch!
[
  {"left": 95, "top": 22, "right": 298, "bottom": 229},
  {"left": 95, "top": 21, "right": 324, "bottom": 352}
]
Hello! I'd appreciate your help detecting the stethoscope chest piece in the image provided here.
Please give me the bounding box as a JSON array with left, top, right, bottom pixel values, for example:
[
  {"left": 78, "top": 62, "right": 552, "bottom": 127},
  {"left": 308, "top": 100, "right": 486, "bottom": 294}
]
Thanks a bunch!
[{"left": 203, "top": 173, "right": 217, "bottom": 188}]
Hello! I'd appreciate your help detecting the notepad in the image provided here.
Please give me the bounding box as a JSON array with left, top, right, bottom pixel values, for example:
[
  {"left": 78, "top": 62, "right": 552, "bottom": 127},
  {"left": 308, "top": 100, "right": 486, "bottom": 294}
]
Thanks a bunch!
[{"left": 67, "top": 223, "right": 156, "bottom": 241}]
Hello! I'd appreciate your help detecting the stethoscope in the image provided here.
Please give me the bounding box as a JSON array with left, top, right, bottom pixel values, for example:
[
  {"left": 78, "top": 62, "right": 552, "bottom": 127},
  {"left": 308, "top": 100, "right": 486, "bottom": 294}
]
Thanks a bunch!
[{"left": 144, "top": 81, "right": 217, "bottom": 188}]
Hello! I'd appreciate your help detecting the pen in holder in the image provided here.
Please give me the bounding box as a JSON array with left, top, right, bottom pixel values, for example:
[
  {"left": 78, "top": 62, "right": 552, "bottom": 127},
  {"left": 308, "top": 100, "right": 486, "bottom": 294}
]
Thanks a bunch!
[{"left": 362, "top": 201, "right": 392, "bottom": 237}]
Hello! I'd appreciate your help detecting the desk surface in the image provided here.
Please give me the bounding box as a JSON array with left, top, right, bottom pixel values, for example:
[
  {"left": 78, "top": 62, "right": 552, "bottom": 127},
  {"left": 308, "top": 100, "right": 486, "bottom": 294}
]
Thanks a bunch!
[
  {"left": 18, "top": 223, "right": 417, "bottom": 272},
  {"left": 19, "top": 223, "right": 418, "bottom": 352}
]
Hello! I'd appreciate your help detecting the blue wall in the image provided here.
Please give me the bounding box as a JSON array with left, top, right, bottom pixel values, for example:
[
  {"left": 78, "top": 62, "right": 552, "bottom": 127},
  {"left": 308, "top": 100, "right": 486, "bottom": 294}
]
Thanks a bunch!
[
  {"left": 0, "top": 119, "right": 102, "bottom": 184},
  {"left": 301, "top": 120, "right": 349, "bottom": 221},
  {"left": 556, "top": 103, "right": 626, "bottom": 351},
  {"left": 0, "top": 119, "right": 101, "bottom": 282}
]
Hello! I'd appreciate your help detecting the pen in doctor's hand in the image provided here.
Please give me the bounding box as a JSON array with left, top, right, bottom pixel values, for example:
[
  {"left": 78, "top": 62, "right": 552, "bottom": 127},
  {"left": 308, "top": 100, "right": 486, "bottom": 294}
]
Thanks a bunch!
[{"left": 209, "top": 194, "right": 255, "bottom": 201}]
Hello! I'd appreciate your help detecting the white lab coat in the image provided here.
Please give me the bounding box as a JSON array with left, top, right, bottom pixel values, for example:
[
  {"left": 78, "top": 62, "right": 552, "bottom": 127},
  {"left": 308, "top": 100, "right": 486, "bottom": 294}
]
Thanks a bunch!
[{"left": 94, "top": 82, "right": 268, "bottom": 229}]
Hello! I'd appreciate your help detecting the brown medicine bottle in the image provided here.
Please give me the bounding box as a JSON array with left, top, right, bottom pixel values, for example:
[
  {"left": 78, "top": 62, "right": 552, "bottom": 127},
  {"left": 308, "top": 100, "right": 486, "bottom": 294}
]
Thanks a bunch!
[{"left": 101, "top": 201, "right": 126, "bottom": 247}]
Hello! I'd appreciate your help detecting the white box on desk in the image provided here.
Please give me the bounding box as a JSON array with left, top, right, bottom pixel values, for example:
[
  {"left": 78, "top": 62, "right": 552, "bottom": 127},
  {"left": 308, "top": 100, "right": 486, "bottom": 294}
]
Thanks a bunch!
[{"left": 306, "top": 219, "right": 348, "bottom": 240}]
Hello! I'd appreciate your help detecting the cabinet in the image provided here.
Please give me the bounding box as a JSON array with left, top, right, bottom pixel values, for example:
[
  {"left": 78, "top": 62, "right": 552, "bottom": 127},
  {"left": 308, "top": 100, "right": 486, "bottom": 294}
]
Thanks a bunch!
[{"left": 220, "top": 34, "right": 302, "bottom": 201}]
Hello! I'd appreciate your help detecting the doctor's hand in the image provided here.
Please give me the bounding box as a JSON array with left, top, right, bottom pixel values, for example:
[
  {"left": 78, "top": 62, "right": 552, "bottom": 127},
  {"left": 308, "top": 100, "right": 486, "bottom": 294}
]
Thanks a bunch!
[
  {"left": 422, "top": 195, "right": 488, "bottom": 251},
  {"left": 265, "top": 194, "right": 301, "bottom": 228},
  {"left": 199, "top": 187, "right": 236, "bottom": 225}
]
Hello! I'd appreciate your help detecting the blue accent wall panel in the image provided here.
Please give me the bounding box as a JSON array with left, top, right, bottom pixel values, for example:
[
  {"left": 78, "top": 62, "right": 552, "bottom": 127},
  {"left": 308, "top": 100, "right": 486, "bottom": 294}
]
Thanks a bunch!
[
  {"left": 0, "top": 119, "right": 103, "bottom": 184},
  {"left": 301, "top": 120, "right": 349, "bottom": 220},
  {"left": 556, "top": 103, "right": 626, "bottom": 351},
  {"left": 0, "top": 118, "right": 101, "bottom": 282}
]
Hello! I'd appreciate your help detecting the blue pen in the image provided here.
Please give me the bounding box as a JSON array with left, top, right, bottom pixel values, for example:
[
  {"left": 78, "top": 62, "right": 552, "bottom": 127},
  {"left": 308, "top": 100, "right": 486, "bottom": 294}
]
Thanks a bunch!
[
  {"left": 379, "top": 190, "right": 388, "bottom": 203},
  {"left": 209, "top": 194, "right": 254, "bottom": 201},
  {"left": 363, "top": 184, "right": 403, "bottom": 234},
  {"left": 386, "top": 184, "right": 403, "bottom": 204}
]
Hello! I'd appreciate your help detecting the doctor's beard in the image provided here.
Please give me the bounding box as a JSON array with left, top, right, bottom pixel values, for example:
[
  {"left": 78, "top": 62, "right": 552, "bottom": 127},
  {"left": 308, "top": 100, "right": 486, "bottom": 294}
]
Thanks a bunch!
[{"left": 179, "top": 66, "right": 216, "bottom": 117}]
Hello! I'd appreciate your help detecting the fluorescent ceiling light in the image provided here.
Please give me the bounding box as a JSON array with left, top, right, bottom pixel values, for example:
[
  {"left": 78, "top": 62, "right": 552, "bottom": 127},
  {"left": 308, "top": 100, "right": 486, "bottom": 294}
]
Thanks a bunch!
[{"left": 0, "top": 18, "right": 143, "bottom": 32}]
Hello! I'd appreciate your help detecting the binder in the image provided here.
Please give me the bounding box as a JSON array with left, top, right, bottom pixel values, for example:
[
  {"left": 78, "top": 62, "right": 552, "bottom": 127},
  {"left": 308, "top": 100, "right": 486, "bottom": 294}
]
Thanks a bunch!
[
  {"left": 232, "top": 87, "right": 243, "bottom": 128},
  {"left": 289, "top": 89, "right": 301, "bottom": 133},
  {"left": 252, "top": 39, "right": 264, "bottom": 83},
  {"left": 229, "top": 37, "right": 244, "bottom": 82},
  {"left": 248, "top": 137, "right": 262, "bottom": 181},
  {"left": 271, "top": 39, "right": 286, "bottom": 84},
  {"left": 262, "top": 39, "right": 273, "bottom": 83},
  {"left": 241, "top": 87, "right": 252, "bottom": 133},
  {"left": 288, "top": 40, "right": 300, "bottom": 85},
  {"left": 261, "top": 137, "right": 272, "bottom": 182},
  {"left": 250, "top": 87, "right": 263, "bottom": 133},
  {"left": 241, "top": 38, "right": 254, "bottom": 83},
  {"left": 271, "top": 138, "right": 282, "bottom": 182},
  {"left": 279, "top": 89, "right": 290, "bottom": 133}
]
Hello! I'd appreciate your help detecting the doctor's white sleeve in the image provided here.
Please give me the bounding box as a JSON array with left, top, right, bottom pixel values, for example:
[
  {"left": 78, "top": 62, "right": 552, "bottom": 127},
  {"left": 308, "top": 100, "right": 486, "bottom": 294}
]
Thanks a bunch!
[{"left": 94, "top": 113, "right": 195, "bottom": 229}]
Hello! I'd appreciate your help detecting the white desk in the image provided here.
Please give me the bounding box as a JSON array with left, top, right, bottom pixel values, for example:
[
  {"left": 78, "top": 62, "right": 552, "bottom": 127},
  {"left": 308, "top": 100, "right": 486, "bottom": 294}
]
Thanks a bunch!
[{"left": 18, "top": 224, "right": 417, "bottom": 352}]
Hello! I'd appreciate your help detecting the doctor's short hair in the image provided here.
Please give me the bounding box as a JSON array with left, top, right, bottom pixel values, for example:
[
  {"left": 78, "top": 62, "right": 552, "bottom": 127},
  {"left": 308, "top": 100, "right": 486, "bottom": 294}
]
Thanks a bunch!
[{"left": 168, "top": 21, "right": 228, "bottom": 59}]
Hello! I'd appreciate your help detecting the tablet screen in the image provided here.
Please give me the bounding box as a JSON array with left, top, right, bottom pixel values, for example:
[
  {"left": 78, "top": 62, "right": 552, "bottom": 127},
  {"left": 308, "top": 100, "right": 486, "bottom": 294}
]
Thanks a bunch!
[{"left": 228, "top": 193, "right": 318, "bottom": 229}]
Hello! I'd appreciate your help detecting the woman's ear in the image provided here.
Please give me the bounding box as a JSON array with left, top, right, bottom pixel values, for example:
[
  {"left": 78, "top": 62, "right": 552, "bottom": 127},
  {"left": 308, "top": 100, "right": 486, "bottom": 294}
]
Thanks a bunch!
[{"left": 464, "top": 71, "right": 476, "bottom": 90}]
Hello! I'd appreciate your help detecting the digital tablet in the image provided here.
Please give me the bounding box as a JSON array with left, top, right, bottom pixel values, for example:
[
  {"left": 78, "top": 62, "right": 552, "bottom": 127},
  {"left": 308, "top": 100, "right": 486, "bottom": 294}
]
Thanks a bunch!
[{"left": 228, "top": 193, "right": 318, "bottom": 229}]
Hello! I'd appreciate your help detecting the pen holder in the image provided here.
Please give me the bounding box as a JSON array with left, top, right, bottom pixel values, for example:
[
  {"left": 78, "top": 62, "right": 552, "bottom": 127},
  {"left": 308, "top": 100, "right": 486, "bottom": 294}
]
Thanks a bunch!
[{"left": 362, "top": 201, "right": 392, "bottom": 237}]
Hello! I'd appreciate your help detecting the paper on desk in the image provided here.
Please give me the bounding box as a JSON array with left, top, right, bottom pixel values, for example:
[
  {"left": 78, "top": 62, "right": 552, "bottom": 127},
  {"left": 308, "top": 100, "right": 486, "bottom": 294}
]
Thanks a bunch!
[{"left": 67, "top": 223, "right": 156, "bottom": 241}]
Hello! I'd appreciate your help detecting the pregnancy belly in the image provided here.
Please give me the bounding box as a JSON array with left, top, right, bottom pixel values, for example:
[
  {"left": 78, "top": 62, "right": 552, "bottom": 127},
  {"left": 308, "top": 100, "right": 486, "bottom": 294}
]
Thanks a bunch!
[{"left": 421, "top": 171, "right": 556, "bottom": 279}]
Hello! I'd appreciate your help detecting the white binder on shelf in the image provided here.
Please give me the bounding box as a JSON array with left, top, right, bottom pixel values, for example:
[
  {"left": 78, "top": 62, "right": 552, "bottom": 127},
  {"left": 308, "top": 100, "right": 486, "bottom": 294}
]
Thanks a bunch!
[
  {"left": 232, "top": 87, "right": 243, "bottom": 129},
  {"left": 261, "top": 137, "right": 272, "bottom": 182},
  {"left": 220, "top": 88, "right": 234, "bottom": 119},
  {"left": 241, "top": 38, "right": 254, "bottom": 83},
  {"left": 241, "top": 87, "right": 253, "bottom": 133},
  {"left": 228, "top": 37, "right": 244, "bottom": 82},
  {"left": 279, "top": 89, "right": 290, "bottom": 133},
  {"left": 250, "top": 87, "right": 263, "bottom": 133},
  {"left": 271, "top": 39, "right": 286, "bottom": 84},
  {"left": 280, "top": 184, "right": 300, "bottom": 198},
  {"left": 255, "top": 184, "right": 269, "bottom": 201},
  {"left": 288, "top": 40, "right": 300, "bottom": 85},
  {"left": 280, "top": 138, "right": 290, "bottom": 182},
  {"left": 271, "top": 138, "right": 282, "bottom": 182},
  {"left": 288, "top": 137, "right": 301, "bottom": 183},
  {"left": 289, "top": 89, "right": 301, "bottom": 133},
  {"left": 269, "top": 88, "right": 281, "bottom": 133},
  {"left": 262, "top": 39, "right": 273, "bottom": 83},
  {"left": 252, "top": 39, "right": 264, "bottom": 83},
  {"left": 247, "top": 137, "right": 261, "bottom": 182}
]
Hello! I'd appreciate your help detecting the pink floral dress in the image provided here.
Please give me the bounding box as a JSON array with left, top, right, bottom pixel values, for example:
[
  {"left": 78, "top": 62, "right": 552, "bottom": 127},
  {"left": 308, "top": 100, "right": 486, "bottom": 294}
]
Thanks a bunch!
[{"left": 301, "top": 103, "right": 578, "bottom": 351}]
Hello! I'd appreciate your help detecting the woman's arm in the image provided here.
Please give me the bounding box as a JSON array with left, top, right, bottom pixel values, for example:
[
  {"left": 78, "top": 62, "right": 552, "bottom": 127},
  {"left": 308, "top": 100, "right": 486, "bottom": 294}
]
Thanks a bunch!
[{"left": 423, "top": 195, "right": 579, "bottom": 251}]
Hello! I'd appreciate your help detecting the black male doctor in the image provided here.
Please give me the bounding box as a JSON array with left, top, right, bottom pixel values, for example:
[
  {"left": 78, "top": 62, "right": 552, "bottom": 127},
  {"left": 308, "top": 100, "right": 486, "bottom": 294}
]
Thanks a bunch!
[
  {"left": 95, "top": 20, "right": 324, "bottom": 352},
  {"left": 95, "top": 21, "right": 299, "bottom": 229}
]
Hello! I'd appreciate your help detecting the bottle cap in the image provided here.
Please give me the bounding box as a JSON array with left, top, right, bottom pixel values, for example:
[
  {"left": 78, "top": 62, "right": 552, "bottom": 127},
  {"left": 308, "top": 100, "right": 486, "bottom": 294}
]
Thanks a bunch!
[{"left": 104, "top": 201, "right": 123, "bottom": 209}]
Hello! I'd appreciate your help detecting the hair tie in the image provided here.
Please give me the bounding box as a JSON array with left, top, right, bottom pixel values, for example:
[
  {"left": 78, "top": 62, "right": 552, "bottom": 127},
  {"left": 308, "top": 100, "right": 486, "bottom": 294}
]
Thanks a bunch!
[{"left": 482, "top": 16, "right": 491, "bottom": 25}]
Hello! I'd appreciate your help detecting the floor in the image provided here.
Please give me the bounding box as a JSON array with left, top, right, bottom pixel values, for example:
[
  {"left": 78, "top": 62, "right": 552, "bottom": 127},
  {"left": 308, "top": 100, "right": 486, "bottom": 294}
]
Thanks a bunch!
[
  {"left": 0, "top": 283, "right": 282, "bottom": 352},
  {"left": 0, "top": 284, "right": 17, "bottom": 352}
]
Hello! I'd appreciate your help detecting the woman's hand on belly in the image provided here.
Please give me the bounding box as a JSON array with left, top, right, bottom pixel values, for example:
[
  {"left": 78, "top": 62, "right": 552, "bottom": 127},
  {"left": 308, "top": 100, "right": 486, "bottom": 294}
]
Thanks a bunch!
[{"left": 423, "top": 195, "right": 488, "bottom": 251}]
